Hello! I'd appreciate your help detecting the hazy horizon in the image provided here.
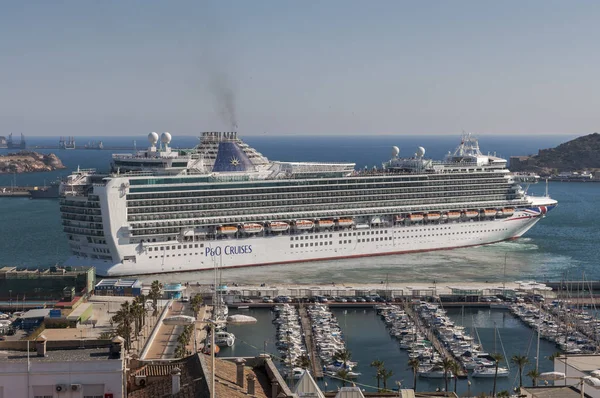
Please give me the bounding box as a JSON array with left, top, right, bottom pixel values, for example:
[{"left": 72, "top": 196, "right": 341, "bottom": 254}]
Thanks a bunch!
[{"left": 2, "top": 1, "right": 599, "bottom": 137}]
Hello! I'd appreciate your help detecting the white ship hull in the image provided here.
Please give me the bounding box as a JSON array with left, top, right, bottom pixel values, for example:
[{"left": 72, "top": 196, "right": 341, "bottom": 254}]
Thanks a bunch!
[{"left": 66, "top": 211, "right": 544, "bottom": 277}]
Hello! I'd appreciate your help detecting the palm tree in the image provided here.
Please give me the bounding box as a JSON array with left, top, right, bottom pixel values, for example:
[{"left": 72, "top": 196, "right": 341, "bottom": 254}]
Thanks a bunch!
[
  {"left": 549, "top": 351, "right": 561, "bottom": 363},
  {"left": 511, "top": 354, "right": 529, "bottom": 388},
  {"left": 408, "top": 358, "right": 420, "bottom": 391},
  {"left": 297, "top": 354, "right": 311, "bottom": 370},
  {"left": 148, "top": 280, "right": 162, "bottom": 315},
  {"left": 449, "top": 360, "right": 461, "bottom": 393},
  {"left": 111, "top": 301, "right": 133, "bottom": 350},
  {"left": 441, "top": 357, "right": 454, "bottom": 393},
  {"left": 336, "top": 369, "right": 349, "bottom": 387},
  {"left": 334, "top": 349, "right": 352, "bottom": 368},
  {"left": 380, "top": 367, "right": 393, "bottom": 391},
  {"left": 371, "top": 360, "right": 384, "bottom": 390},
  {"left": 190, "top": 294, "right": 203, "bottom": 318},
  {"left": 491, "top": 353, "right": 504, "bottom": 397},
  {"left": 526, "top": 369, "right": 540, "bottom": 387}
]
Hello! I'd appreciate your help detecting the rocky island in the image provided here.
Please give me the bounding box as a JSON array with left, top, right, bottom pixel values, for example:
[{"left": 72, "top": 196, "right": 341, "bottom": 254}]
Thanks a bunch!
[
  {"left": 510, "top": 133, "right": 600, "bottom": 177},
  {"left": 0, "top": 151, "right": 65, "bottom": 174}
]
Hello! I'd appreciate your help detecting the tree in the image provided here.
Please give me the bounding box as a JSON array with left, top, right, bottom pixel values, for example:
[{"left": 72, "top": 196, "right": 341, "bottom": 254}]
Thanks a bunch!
[
  {"left": 497, "top": 391, "right": 510, "bottom": 397},
  {"left": 526, "top": 369, "right": 540, "bottom": 387},
  {"left": 511, "top": 354, "right": 529, "bottom": 388},
  {"left": 148, "top": 280, "right": 162, "bottom": 316},
  {"left": 379, "top": 367, "right": 393, "bottom": 391},
  {"left": 371, "top": 360, "right": 385, "bottom": 391},
  {"left": 190, "top": 294, "right": 203, "bottom": 318},
  {"left": 111, "top": 301, "right": 133, "bottom": 351},
  {"left": 441, "top": 357, "right": 454, "bottom": 393},
  {"left": 549, "top": 351, "right": 561, "bottom": 362},
  {"left": 334, "top": 349, "right": 352, "bottom": 368},
  {"left": 297, "top": 354, "right": 311, "bottom": 370},
  {"left": 491, "top": 353, "right": 504, "bottom": 397},
  {"left": 407, "top": 358, "right": 420, "bottom": 392},
  {"left": 449, "top": 360, "right": 461, "bottom": 393},
  {"left": 336, "top": 369, "right": 349, "bottom": 387}
]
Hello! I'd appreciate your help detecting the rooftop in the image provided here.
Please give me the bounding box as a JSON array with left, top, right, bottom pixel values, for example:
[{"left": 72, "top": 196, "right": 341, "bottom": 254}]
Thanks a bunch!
[
  {"left": 556, "top": 354, "right": 600, "bottom": 373},
  {"left": 519, "top": 386, "right": 591, "bottom": 398},
  {"left": 96, "top": 278, "right": 142, "bottom": 288},
  {"left": 0, "top": 347, "right": 120, "bottom": 362}
]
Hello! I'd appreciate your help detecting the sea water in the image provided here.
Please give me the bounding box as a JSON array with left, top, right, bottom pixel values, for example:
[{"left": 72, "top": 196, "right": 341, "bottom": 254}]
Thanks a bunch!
[
  {"left": 0, "top": 134, "right": 598, "bottom": 282},
  {"left": 219, "top": 307, "right": 558, "bottom": 395}
]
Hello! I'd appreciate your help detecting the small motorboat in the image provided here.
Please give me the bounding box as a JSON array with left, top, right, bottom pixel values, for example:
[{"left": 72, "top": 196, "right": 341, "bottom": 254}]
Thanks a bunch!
[
  {"left": 425, "top": 213, "right": 441, "bottom": 221},
  {"left": 447, "top": 211, "right": 461, "bottom": 220},
  {"left": 463, "top": 210, "right": 479, "bottom": 218},
  {"left": 217, "top": 225, "right": 238, "bottom": 235}
]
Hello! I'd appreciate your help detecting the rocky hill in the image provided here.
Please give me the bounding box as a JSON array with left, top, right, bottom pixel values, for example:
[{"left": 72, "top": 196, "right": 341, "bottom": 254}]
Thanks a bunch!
[
  {"left": 0, "top": 151, "right": 65, "bottom": 173},
  {"left": 510, "top": 133, "right": 600, "bottom": 174}
]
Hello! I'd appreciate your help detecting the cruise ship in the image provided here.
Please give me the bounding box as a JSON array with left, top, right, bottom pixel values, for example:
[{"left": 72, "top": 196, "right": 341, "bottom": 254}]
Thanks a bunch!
[{"left": 59, "top": 132, "right": 557, "bottom": 276}]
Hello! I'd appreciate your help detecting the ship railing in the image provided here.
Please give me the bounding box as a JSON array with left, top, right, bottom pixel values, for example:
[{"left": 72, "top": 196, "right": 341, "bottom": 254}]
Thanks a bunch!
[{"left": 126, "top": 198, "right": 530, "bottom": 231}]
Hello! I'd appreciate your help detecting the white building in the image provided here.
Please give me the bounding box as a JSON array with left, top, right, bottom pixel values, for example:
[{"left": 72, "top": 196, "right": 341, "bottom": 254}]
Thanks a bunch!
[
  {"left": 553, "top": 354, "right": 600, "bottom": 398},
  {"left": 0, "top": 335, "right": 124, "bottom": 398}
]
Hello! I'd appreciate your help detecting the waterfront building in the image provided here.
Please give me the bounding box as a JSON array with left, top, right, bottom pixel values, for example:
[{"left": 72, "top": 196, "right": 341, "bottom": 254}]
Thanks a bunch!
[
  {"left": 59, "top": 132, "right": 557, "bottom": 276},
  {"left": 0, "top": 266, "right": 95, "bottom": 302},
  {"left": 0, "top": 335, "right": 124, "bottom": 398},
  {"left": 95, "top": 279, "right": 143, "bottom": 297}
]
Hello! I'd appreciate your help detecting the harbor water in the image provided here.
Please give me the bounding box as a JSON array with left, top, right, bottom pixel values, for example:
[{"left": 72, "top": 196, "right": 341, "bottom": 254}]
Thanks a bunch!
[{"left": 220, "top": 306, "right": 558, "bottom": 395}]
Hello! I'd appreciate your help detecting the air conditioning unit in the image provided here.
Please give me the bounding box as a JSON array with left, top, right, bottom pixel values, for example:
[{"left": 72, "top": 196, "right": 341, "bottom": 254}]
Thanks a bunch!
[
  {"left": 55, "top": 384, "right": 68, "bottom": 392},
  {"left": 135, "top": 375, "right": 147, "bottom": 387},
  {"left": 71, "top": 384, "right": 82, "bottom": 391}
]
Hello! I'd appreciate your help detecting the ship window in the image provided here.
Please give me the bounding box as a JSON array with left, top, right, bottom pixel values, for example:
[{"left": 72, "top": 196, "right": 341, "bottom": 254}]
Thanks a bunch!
[
  {"left": 320, "top": 242, "right": 323, "bottom": 246},
  {"left": 290, "top": 245, "right": 293, "bottom": 248},
  {"left": 290, "top": 237, "right": 293, "bottom": 241},
  {"left": 339, "top": 241, "right": 342, "bottom": 244},
  {"left": 178, "top": 245, "right": 181, "bottom": 249},
  {"left": 295, "top": 244, "right": 298, "bottom": 248},
  {"left": 160, "top": 247, "right": 164, "bottom": 250},
  {"left": 329, "top": 234, "right": 332, "bottom": 238},
  {"left": 300, "top": 243, "right": 304, "bottom": 247},
  {"left": 300, "top": 236, "right": 303, "bottom": 240},
  {"left": 172, "top": 246, "right": 175, "bottom": 249}
]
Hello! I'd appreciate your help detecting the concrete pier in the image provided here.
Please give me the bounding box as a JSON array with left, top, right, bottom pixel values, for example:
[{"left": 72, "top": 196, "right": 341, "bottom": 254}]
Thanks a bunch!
[{"left": 298, "top": 304, "right": 323, "bottom": 378}]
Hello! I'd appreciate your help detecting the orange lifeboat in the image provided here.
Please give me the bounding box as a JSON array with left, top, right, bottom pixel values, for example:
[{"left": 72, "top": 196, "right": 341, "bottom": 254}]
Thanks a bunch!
[
  {"left": 316, "top": 219, "right": 334, "bottom": 229},
  {"left": 425, "top": 213, "right": 441, "bottom": 221},
  {"left": 464, "top": 210, "right": 479, "bottom": 218},
  {"left": 502, "top": 208, "right": 515, "bottom": 217},
  {"left": 217, "top": 225, "right": 238, "bottom": 235},
  {"left": 408, "top": 214, "right": 424, "bottom": 222},
  {"left": 269, "top": 221, "right": 289, "bottom": 232},
  {"left": 242, "top": 223, "right": 264, "bottom": 234},
  {"left": 447, "top": 211, "right": 461, "bottom": 220},
  {"left": 294, "top": 220, "right": 314, "bottom": 230},
  {"left": 336, "top": 218, "right": 354, "bottom": 227},
  {"left": 483, "top": 209, "right": 497, "bottom": 217}
]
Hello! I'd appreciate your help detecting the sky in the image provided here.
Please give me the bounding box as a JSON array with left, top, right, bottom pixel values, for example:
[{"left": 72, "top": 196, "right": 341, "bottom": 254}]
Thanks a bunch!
[{"left": 1, "top": 1, "right": 599, "bottom": 137}]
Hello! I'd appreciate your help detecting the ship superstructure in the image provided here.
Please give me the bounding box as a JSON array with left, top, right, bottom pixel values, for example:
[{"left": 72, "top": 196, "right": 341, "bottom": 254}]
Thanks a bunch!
[{"left": 60, "top": 132, "right": 557, "bottom": 276}]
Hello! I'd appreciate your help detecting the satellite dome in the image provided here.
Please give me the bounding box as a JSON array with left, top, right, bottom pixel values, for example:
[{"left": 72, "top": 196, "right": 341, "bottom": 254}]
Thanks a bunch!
[
  {"left": 417, "top": 146, "right": 426, "bottom": 157},
  {"left": 148, "top": 132, "right": 159, "bottom": 144},
  {"left": 160, "top": 132, "right": 172, "bottom": 144},
  {"left": 392, "top": 146, "right": 400, "bottom": 157}
]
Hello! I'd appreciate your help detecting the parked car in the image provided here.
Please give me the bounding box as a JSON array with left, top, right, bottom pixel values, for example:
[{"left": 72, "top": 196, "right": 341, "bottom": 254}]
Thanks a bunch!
[
  {"left": 241, "top": 298, "right": 253, "bottom": 303},
  {"left": 334, "top": 297, "right": 347, "bottom": 303},
  {"left": 181, "top": 296, "right": 190, "bottom": 302},
  {"left": 262, "top": 297, "right": 274, "bottom": 303}
]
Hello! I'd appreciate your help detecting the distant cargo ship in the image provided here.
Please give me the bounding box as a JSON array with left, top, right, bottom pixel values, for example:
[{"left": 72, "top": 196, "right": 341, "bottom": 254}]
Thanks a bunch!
[
  {"left": 84, "top": 141, "right": 104, "bottom": 150},
  {"left": 60, "top": 131, "right": 557, "bottom": 277},
  {"left": 0, "top": 136, "right": 6, "bottom": 149},
  {"left": 7, "top": 133, "right": 26, "bottom": 149},
  {"left": 29, "top": 182, "right": 60, "bottom": 199},
  {"left": 59, "top": 136, "right": 76, "bottom": 150}
]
